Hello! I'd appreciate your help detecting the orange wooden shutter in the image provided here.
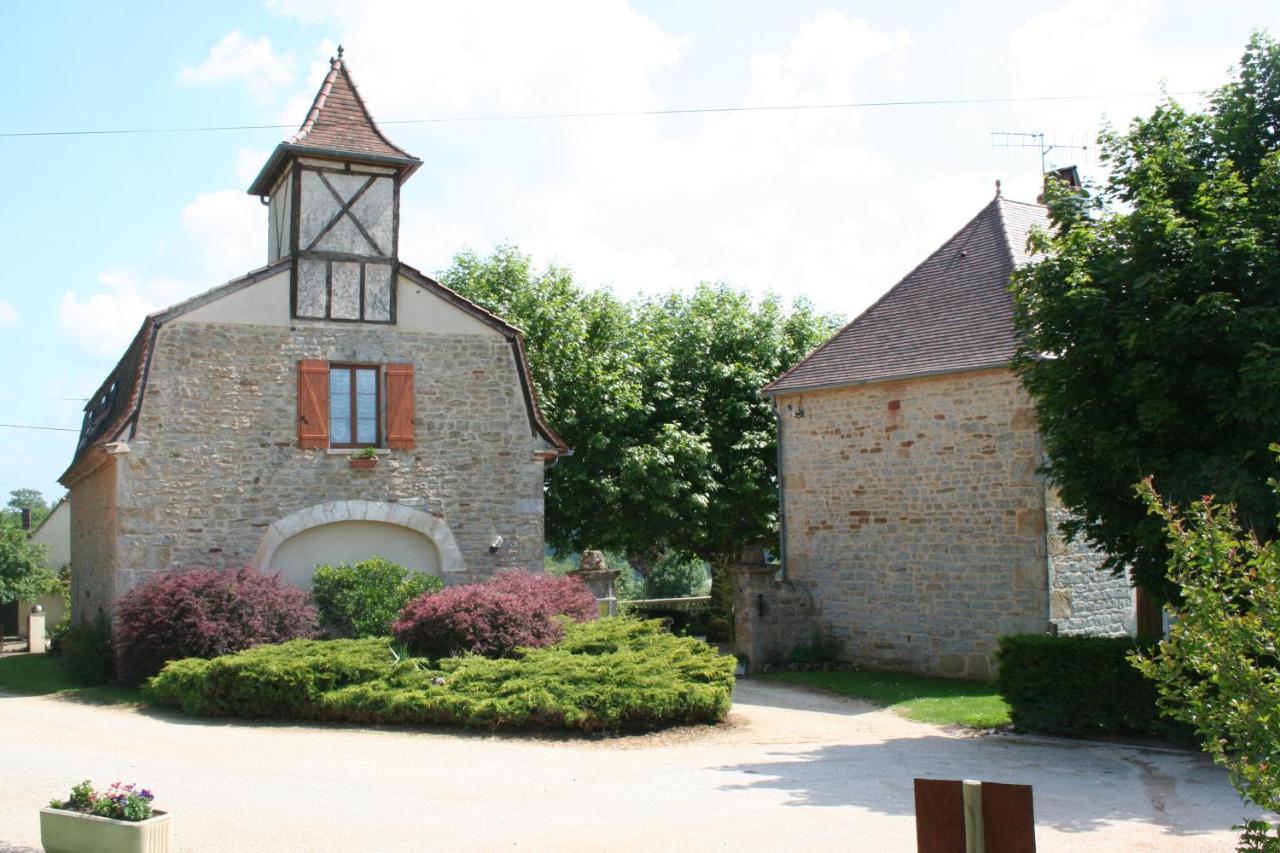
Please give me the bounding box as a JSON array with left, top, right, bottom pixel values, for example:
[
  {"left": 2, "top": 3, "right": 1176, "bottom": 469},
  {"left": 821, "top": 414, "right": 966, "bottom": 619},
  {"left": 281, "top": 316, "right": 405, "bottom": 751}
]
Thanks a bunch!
[
  {"left": 297, "top": 359, "right": 329, "bottom": 449},
  {"left": 385, "top": 363, "right": 415, "bottom": 450}
]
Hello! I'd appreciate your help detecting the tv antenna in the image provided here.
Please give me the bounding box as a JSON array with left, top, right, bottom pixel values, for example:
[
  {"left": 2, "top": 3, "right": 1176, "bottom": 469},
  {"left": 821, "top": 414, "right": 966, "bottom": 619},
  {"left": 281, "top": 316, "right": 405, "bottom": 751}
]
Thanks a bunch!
[{"left": 991, "top": 131, "right": 1089, "bottom": 173}]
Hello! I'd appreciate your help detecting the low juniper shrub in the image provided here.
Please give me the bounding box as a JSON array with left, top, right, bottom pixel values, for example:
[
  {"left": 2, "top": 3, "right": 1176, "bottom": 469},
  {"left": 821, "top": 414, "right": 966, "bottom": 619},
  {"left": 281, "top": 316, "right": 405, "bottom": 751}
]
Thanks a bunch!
[
  {"left": 311, "top": 557, "right": 443, "bottom": 638},
  {"left": 114, "top": 566, "right": 318, "bottom": 685},
  {"left": 392, "top": 570, "right": 597, "bottom": 659},
  {"left": 146, "top": 617, "right": 737, "bottom": 733}
]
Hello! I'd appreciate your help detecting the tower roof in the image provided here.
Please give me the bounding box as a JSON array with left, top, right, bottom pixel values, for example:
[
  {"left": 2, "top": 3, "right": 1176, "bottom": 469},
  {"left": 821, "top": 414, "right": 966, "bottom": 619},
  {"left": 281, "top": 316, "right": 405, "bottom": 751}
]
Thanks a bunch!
[
  {"left": 247, "top": 49, "right": 421, "bottom": 196},
  {"left": 761, "top": 194, "right": 1050, "bottom": 396}
]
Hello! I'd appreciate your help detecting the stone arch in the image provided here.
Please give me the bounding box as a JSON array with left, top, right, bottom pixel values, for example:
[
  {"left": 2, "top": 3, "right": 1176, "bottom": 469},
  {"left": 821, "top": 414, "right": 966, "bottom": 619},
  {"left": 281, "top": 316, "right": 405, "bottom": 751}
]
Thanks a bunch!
[{"left": 255, "top": 501, "right": 466, "bottom": 584}]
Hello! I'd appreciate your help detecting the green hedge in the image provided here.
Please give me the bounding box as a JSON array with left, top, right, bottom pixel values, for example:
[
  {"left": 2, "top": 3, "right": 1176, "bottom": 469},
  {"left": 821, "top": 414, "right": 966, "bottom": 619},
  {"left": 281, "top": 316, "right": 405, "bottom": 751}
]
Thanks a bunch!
[
  {"left": 144, "top": 618, "right": 735, "bottom": 733},
  {"left": 995, "top": 634, "right": 1190, "bottom": 740}
]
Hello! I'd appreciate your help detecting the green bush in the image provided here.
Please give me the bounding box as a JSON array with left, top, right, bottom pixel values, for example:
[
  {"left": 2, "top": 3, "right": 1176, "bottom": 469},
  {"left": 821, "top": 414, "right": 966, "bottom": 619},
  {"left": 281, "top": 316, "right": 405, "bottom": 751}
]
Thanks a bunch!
[
  {"left": 789, "top": 637, "right": 842, "bottom": 668},
  {"left": 58, "top": 611, "right": 115, "bottom": 686},
  {"left": 145, "top": 618, "right": 736, "bottom": 733},
  {"left": 996, "top": 634, "right": 1189, "bottom": 739},
  {"left": 311, "top": 558, "right": 443, "bottom": 638}
]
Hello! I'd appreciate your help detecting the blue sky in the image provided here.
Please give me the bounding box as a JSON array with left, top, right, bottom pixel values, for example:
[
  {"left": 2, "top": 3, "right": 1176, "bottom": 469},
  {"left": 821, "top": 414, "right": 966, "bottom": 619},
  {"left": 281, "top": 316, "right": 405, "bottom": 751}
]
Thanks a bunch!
[{"left": 2, "top": 0, "right": 1276, "bottom": 504}]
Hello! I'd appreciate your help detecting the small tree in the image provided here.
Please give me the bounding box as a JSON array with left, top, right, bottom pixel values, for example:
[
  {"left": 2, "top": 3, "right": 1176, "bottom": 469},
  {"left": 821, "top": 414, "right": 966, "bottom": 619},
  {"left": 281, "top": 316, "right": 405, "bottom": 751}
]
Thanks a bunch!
[
  {"left": 1133, "top": 470, "right": 1280, "bottom": 848},
  {"left": 0, "top": 522, "right": 54, "bottom": 605},
  {"left": 311, "top": 557, "right": 442, "bottom": 638}
]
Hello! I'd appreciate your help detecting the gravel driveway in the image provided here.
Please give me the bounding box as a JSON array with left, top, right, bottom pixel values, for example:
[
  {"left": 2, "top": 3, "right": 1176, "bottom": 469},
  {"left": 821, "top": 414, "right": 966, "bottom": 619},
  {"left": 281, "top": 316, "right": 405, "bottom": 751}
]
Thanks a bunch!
[{"left": 0, "top": 680, "right": 1260, "bottom": 851}]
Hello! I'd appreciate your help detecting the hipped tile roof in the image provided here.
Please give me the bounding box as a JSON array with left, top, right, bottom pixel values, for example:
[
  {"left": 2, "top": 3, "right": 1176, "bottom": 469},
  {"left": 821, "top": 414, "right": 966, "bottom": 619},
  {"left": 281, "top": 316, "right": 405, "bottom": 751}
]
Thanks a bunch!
[
  {"left": 289, "top": 54, "right": 415, "bottom": 161},
  {"left": 762, "top": 194, "right": 1050, "bottom": 395},
  {"left": 246, "top": 52, "right": 420, "bottom": 196}
]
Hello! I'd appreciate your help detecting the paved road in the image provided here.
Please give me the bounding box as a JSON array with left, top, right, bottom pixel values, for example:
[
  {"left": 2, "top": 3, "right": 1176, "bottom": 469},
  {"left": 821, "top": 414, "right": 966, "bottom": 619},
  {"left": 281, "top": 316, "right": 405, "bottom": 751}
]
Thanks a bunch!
[{"left": 0, "top": 681, "right": 1261, "bottom": 851}]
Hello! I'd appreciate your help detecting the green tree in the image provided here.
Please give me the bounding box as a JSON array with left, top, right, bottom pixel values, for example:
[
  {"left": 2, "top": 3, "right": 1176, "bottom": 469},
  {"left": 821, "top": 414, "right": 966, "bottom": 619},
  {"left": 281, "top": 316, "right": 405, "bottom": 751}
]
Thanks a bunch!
[
  {"left": 633, "top": 285, "right": 837, "bottom": 613},
  {"left": 644, "top": 555, "right": 710, "bottom": 599},
  {"left": 1133, "top": 473, "right": 1280, "bottom": 849},
  {"left": 5, "top": 488, "right": 50, "bottom": 528},
  {"left": 1012, "top": 33, "right": 1280, "bottom": 597},
  {"left": 439, "top": 246, "right": 647, "bottom": 565},
  {"left": 441, "top": 248, "right": 839, "bottom": 618},
  {"left": 0, "top": 523, "right": 54, "bottom": 604}
]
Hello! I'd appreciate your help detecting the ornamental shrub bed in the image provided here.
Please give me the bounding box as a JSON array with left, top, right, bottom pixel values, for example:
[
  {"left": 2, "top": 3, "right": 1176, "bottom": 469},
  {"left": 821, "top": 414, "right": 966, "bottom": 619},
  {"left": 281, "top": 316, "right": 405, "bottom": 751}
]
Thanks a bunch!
[
  {"left": 392, "top": 570, "right": 598, "bottom": 659},
  {"left": 995, "top": 634, "right": 1191, "bottom": 740},
  {"left": 311, "top": 557, "right": 443, "bottom": 638},
  {"left": 144, "top": 618, "right": 736, "bottom": 733},
  {"left": 114, "top": 567, "right": 319, "bottom": 686}
]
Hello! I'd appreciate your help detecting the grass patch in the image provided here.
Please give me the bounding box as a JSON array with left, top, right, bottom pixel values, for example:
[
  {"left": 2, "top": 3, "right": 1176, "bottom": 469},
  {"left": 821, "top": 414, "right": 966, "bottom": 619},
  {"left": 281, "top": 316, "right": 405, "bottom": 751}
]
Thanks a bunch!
[
  {"left": 0, "top": 654, "right": 141, "bottom": 705},
  {"left": 762, "top": 670, "right": 1010, "bottom": 729}
]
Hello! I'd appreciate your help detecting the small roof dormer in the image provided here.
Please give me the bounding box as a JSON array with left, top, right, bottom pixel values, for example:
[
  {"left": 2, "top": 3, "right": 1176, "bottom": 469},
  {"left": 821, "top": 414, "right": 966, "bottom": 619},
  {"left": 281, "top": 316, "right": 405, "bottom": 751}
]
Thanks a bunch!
[{"left": 248, "top": 48, "right": 422, "bottom": 324}]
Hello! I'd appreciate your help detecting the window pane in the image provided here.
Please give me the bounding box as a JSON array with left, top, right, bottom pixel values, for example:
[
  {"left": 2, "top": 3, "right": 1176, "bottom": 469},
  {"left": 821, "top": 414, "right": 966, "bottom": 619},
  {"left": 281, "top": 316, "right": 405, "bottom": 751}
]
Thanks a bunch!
[
  {"left": 330, "top": 369, "right": 352, "bottom": 444},
  {"left": 355, "top": 368, "right": 377, "bottom": 444}
]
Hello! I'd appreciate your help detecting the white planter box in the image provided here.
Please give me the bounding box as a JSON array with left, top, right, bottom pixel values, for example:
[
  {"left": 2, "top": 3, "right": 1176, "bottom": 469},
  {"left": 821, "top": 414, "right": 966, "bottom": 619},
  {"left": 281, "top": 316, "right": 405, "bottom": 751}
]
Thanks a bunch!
[{"left": 40, "top": 807, "right": 170, "bottom": 853}]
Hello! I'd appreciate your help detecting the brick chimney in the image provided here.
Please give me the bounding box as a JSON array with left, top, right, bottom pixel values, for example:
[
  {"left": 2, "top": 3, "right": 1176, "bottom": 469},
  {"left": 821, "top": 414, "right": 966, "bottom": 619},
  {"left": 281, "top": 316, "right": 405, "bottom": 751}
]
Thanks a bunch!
[
  {"left": 20, "top": 507, "right": 31, "bottom": 531},
  {"left": 1037, "top": 165, "right": 1083, "bottom": 204}
]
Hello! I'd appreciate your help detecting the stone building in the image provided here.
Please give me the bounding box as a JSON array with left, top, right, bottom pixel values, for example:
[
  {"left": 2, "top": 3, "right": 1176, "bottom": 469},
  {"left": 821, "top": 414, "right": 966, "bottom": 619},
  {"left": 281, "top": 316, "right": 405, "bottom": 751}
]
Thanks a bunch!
[
  {"left": 60, "top": 53, "right": 567, "bottom": 623},
  {"left": 757, "top": 190, "right": 1136, "bottom": 678}
]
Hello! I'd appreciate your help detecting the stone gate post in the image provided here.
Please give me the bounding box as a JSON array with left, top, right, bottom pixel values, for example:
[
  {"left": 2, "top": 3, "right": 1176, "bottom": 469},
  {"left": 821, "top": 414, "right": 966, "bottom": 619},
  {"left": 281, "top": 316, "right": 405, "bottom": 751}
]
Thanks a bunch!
[{"left": 568, "top": 550, "right": 621, "bottom": 616}]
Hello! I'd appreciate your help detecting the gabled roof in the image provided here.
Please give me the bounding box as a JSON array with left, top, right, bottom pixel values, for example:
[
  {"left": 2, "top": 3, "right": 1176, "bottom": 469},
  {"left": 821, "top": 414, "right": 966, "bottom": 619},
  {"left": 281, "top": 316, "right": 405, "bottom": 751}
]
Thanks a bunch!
[
  {"left": 762, "top": 194, "right": 1050, "bottom": 396},
  {"left": 60, "top": 259, "right": 568, "bottom": 486},
  {"left": 247, "top": 51, "right": 421, "bottom": 196}
]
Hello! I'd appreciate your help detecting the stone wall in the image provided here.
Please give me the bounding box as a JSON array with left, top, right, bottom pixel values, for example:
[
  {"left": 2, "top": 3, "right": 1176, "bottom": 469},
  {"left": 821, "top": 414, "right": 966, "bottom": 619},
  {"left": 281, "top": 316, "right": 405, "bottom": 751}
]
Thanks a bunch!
[
  {"left": 775, "top": 367, "right": 1050, "bottom": 678},
  {"left": 1046, "top": 490, "right": 1135, "bottom": 636},
  {"left": 69, "top": 456, "right": 119, "bottom": 624},
  {"left": 106, "top": 320, "right": 546, "bottom": 600}
]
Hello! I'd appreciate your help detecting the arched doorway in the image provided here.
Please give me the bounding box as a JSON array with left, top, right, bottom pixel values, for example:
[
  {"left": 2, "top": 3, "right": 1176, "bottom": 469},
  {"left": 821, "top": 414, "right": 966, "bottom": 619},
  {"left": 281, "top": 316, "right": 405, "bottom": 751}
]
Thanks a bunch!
[{"left": 255, "top": 500, "right": 465, "bottom": 590}]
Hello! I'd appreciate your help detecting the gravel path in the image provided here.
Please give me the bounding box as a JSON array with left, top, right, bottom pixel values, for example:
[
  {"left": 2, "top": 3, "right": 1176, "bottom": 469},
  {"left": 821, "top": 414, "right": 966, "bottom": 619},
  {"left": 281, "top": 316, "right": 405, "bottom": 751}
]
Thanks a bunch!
[{"left": 0, "top": 680, "right": 1259, "bottom": 851}]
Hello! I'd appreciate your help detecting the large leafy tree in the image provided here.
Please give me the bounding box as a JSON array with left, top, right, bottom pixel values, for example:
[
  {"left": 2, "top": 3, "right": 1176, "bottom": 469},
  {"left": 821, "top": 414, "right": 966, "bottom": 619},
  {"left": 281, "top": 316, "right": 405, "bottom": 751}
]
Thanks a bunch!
[
  {"left": 439, "top": 247, "right": 647, "bottom": 564},
  {"left": 1012, "top": 33, "right": 1280, "bottom": 597},
  {"left": 440, "top": 247, "right": 839, "bottom": 613}
]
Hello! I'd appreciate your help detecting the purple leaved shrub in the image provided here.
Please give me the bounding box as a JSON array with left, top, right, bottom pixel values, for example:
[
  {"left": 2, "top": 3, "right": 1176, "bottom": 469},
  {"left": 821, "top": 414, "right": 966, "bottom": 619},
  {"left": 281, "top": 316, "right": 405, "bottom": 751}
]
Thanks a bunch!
[
  {"left": 392, "top": 571, "right": 597, "bottom": 659},
  {"left": 115, "top": 566, "right": 318, "bottom": 685}
]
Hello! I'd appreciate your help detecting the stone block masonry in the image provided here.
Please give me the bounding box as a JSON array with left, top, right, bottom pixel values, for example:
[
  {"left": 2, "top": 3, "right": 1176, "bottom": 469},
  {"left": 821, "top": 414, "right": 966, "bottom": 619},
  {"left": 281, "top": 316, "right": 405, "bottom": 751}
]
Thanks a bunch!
[
  {"left": 87, "top": 320, "right": 547, "bottom": 612},
  {"left": 776, "top": 368, "right": 1052, "bottom": 678},
  {"left": 1046, "top": 491, "right": 1135, "bottom": 636}
]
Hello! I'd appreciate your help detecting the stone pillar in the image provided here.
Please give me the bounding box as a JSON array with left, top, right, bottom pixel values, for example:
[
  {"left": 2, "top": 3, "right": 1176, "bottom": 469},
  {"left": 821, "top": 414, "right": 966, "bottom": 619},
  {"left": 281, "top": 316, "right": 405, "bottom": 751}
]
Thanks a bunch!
[
  {"left": 729, "top": 547, "right": 818, "bottom": 673},
  {"left": 730, "top": 557, "right": 779, "bottom": 674},
  {"left": 568, "top": 550, "right": 620, "bottom": 617},
  {"left": 27, "top": 605, "right": 45, "bottom": 654}
]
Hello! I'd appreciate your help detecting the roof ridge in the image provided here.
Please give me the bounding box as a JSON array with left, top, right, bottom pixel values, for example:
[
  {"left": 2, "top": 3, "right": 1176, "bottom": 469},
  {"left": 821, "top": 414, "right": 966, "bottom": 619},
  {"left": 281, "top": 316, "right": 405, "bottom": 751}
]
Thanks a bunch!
[{"left": 762, "top": 195, "right": 1006, "bottom": 395}]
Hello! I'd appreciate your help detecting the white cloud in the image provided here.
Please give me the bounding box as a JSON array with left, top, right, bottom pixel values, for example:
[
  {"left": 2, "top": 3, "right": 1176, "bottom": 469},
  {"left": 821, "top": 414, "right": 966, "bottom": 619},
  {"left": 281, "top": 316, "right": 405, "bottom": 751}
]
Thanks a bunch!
[
  {"left": 0, "top": 300, "right": 16, "bottom": 326},
  {"left": 234, "top": 148, "right": 272, "bottom": 186},
  {"left": 180, "top": 190, "right": 266, "bottom": 279},
  {"left": 1007, "top": 0, "right": 1228, "bottom": 139},
  {"left": 274, "top": 1, "right": 686, "bottom": 117},
  {"left": 58, "top": 271, "right": 157, "bottom": 358},
  {"left": 180, "top": 31, "right": 295, "bottom": 99},
  {"left": 58, "top": 191, "right": 266, "bottom": 357},
  {"left": 337, "top": 6, "right": 915, "bottom": 313}
]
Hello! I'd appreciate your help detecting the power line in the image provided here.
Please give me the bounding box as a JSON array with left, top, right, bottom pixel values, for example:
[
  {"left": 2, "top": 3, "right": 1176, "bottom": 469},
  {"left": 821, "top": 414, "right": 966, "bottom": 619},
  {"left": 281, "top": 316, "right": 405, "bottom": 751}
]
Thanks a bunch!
[
  {"left": 0, "top": 90, "right": 1209, "bottom": 139},
  {"left": 0, "top": 423, "right": 79, "bottom": 433}
]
